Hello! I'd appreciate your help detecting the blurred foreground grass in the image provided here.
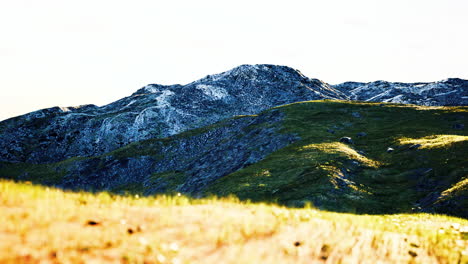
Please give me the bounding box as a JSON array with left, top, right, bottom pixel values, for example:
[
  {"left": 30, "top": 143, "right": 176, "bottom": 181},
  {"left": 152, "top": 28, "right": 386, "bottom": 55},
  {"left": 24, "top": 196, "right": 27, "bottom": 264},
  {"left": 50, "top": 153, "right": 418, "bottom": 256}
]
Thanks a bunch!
[{"left": 0, "top": 179, "right": 467, "bottom": 264}]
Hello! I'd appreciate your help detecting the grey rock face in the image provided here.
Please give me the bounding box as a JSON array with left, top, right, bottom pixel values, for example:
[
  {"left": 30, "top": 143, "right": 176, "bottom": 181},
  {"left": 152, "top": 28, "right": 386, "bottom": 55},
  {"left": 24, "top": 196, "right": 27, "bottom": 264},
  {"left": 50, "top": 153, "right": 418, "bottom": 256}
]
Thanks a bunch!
[
  {"left": 332, "top": 78, "right": 468, "bottom": 106},
  {"left": 54, "top": 110, "right": 297, "bottom": 194},
  {"left": 0, "top": 64, "right": 345, "bottom": 164}
]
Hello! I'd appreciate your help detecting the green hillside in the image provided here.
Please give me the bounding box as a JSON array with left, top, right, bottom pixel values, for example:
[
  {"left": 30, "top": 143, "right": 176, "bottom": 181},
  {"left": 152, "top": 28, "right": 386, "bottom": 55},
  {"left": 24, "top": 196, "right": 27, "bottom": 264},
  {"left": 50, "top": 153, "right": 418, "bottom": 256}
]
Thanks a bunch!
[
  {"left": 206, "top": 101, "right": 468, "bottom": 216},
  {"left": 1, "top": 101, "right": 467, "bottom": 217}
]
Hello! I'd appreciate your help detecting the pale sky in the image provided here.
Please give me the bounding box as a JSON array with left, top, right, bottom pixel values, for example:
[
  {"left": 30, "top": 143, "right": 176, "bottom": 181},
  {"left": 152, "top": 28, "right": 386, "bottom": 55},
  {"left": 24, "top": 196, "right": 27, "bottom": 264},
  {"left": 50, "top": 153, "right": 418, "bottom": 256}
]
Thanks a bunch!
[{"left": 0, "top": 0, "right": 467, "bottom": 121}]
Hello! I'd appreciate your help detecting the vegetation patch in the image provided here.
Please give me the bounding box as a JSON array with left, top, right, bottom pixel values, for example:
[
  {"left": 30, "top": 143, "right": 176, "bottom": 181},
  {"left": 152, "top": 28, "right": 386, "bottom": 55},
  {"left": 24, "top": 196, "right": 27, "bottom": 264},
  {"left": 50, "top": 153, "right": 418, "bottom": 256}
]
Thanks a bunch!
[
  {"left": 398, "top": 134, "right": 468, "bottom": 149},
  {"left": 0, "top": 162, "right": 66, "bottom": 185},
  {"left": 301, "top": 142, "right": 381, "bottom": 168},
  {"left": 206, "top": 101, "right": 468, "bottom": 216},
  {"left": 148, "top": 171, "right": 188, "bottom": 192}
]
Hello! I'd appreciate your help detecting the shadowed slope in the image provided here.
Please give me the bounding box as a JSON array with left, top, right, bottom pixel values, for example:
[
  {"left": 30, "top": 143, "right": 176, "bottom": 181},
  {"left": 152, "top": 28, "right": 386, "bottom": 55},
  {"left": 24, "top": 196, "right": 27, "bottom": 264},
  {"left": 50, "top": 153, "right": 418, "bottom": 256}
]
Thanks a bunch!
[{"left": 1, "top": 101, "right": 466, "bottom": 217}]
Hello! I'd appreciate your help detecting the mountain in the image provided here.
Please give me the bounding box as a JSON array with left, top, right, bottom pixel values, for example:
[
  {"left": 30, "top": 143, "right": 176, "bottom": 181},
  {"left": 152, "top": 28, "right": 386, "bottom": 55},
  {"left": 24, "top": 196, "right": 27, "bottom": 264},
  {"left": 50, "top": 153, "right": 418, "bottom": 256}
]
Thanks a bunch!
[
  {"left": 0, "top": 65, "right": 345, "bottom": 164},
  {"left": 0, "top": 64, "right": 467, "bottom": 218},
  {"left": 1, "top": 102, "right": 467, "bottom": 217},
  {"left": 332, "top": 78, "right": 468, "bottom": 106}
]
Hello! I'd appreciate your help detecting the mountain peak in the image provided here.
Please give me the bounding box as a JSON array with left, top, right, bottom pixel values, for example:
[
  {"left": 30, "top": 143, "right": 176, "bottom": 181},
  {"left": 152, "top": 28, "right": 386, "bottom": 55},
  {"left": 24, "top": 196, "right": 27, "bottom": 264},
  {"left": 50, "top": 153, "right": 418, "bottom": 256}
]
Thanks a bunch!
[
  {"left": 192, "top": 64, "right": 309, "bottom": 84},
  {"left": 132, "top": 64, "right": 307, "bottom": 96},
  {"left": 132, "top": 84, "right": 183, "bottom": 96}
]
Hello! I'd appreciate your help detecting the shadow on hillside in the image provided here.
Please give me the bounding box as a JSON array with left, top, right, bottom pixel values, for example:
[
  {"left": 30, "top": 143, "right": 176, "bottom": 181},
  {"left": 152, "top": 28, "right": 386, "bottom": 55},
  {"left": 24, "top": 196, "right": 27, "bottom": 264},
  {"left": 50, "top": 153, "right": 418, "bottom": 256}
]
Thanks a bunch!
[
  {"left": 2, "top": 176, "right": 467, "bottom": 220},
  {"left": 0, "top": 101, "right": 467, "bottom": 219}
]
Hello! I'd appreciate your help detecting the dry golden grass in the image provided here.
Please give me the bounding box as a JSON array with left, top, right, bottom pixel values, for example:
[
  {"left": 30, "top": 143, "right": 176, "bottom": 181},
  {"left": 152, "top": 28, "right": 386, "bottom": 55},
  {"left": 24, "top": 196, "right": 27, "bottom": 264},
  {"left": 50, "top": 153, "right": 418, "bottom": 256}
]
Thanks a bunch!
[
  {"left": 0, "top": 180, "right": 467, "bottom": 264},
  {"left": 301, "top": 142, "right": 382, "bottom": 168},
  {"left": 442, "top": 178, "right": 468, "bottom": 195}
]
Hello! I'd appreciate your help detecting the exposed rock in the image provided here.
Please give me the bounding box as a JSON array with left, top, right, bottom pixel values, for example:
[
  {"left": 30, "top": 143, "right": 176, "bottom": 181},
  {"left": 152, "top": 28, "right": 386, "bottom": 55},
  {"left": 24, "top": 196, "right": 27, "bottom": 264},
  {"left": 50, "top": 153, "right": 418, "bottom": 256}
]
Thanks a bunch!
[
  {"left": 387, "top": 147, "right": 394, "bottom": 153},
  {"left": 339, "top": 137, "right": 353, "bottom": 144},
  {"left": 52, "top": 110, "right": 299, "bottom": 194}
]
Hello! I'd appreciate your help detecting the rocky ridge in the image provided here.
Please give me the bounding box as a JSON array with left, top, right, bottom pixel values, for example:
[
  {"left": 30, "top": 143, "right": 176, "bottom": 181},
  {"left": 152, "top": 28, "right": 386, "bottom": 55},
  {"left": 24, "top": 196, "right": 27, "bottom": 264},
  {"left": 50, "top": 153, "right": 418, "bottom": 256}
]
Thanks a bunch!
[
  {"left": 332, "top": 78, "right": 468, "bottom": 106},
  {"left": 0, "top": 64, "right": 347, "bottom": 164}
]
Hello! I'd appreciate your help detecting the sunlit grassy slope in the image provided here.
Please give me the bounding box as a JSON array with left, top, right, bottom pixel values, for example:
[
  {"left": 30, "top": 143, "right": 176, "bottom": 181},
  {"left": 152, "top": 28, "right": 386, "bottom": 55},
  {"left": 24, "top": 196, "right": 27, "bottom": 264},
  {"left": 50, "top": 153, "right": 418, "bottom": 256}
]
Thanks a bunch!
[
  {"left": 206, "top": 101, "right": 468, "bottom": 216},
  {"left": 1, "top": 180, "right": 467, "bottom": 264}
]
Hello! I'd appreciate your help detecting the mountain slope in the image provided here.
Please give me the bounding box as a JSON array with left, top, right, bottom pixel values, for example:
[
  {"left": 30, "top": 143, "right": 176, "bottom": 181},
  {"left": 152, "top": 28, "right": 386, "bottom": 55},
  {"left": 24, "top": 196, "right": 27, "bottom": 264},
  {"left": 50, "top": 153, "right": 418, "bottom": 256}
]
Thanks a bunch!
[
  {"left": 1, "top": 101, "right": 467, "bottom": 217},
  {"left": 206, "top": 101, "right": 468, "bottom": 217},
  {"left": 1, "top": 65, "right": 466, "bottom": 165},
  {"left": 0, "top": 65, "right": 345, "bottom": 164},
  {"left": 1, "top": 64, "right": 467, "bottom": 217}
]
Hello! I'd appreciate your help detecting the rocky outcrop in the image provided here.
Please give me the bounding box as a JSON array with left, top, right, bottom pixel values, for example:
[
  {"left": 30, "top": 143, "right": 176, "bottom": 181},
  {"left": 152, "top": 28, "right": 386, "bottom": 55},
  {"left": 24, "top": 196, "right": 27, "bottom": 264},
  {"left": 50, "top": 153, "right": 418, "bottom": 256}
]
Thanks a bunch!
[
  {"left": 0, "top": 64, "right": 345, "bottom": 164},
  {"left": 41, "top": 110, "right": 297, "bottom": 195}
]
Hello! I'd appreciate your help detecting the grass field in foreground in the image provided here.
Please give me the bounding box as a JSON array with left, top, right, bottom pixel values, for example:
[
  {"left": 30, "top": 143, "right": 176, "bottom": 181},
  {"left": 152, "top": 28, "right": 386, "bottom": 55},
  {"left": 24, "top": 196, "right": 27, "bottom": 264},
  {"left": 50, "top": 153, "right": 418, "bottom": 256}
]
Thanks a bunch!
[{"left": 1, "top": 180, "right": 467, "bottom": 264}]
